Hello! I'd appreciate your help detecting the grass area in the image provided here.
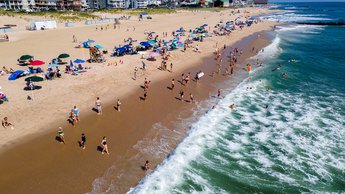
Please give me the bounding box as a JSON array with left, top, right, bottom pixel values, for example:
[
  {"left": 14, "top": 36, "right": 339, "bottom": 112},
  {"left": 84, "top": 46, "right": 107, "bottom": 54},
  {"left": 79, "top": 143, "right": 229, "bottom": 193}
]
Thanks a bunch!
[
  {"left": 0, "top": 7, "right": 237, "bottom": 21},
  {"left": 0, "top": 10, "right": 99, "bottom": 21}
]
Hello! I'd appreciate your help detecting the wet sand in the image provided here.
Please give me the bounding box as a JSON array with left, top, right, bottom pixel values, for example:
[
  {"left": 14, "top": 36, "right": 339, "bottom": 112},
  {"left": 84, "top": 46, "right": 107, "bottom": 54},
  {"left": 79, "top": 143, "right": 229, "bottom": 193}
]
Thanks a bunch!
[{"left": 0, "top": 31, "right": 271, "bottom": 194}]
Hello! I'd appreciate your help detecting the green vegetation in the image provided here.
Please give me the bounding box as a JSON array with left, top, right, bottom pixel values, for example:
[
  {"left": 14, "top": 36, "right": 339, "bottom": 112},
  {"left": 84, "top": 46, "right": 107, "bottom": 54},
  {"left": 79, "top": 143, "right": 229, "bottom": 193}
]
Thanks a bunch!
[
  {"left": 0, "top": 10, "right": 99, "bottom": 21},
  {"left": 0, "top": 6, "right": 237, "bottom": 21}
]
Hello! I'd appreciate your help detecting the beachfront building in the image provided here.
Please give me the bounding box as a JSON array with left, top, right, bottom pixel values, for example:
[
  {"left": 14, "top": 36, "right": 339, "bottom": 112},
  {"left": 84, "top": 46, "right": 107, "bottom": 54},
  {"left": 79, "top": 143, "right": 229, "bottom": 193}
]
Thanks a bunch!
[
  {"left": 34, "top": 0, "right": 57, "bottom": 10},
  {"left": 56, "top": 0, "right": 83, "bottom": 10},
  {"left": 87, "top": 0, "right": 107, "bottom": 9},
  {"left": 0, "top": 0, "right": 35, "bottom": 10},
  {"left": 107, "top": 0, "right": 130, "bottom": 8}
]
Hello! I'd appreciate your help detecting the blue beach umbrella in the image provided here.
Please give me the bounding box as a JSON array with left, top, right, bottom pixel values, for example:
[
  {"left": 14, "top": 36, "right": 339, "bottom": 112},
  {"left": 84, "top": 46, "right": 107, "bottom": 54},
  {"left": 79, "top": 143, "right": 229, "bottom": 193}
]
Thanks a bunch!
[
  {"left": 95, "top": 45, "right": 104, "bottom": 49},
  {"left": 8, "top": 70, "right": 24, "bottom": 81},
  {"left": 202, "top": 24, "right": 208, "bottom": 27},
  {"left": 87, "top": 39, "right": 95, "bottom": 43},
  {"left": 74, "top": 59, "right": 85, "bottom": 63}
]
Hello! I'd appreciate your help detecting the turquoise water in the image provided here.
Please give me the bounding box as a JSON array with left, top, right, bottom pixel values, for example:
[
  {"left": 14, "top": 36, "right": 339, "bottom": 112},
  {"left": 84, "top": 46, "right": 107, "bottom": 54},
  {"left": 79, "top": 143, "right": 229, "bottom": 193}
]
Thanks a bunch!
[{"left": 128, "top": 3, "right": 345, "bottom": 193}]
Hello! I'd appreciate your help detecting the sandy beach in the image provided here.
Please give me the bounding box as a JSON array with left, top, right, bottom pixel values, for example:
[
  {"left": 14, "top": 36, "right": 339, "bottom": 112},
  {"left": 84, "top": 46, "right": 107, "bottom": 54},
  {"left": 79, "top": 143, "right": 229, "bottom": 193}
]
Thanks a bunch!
[{"left": 0, "top": 7, "right": 277, "bottom": 193}]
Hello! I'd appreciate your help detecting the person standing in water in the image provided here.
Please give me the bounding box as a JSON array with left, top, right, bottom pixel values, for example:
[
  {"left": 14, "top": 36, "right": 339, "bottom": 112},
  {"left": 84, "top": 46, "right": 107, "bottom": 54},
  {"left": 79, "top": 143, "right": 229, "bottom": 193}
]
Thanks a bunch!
[
  {"left": 101, "top": 136, "right": 109, "bottom": 155},
  {"left": 95, "top": 97, "right": 102, "bottom": 115},
  {"left": 217, "top": 89, "right": 221, "bottom": 98},
  {"left": 116, "top": 99, "right": 122, "bottom": 112},
  {"left": 179, "top": 89, "right": 184, "bottom": 101}
]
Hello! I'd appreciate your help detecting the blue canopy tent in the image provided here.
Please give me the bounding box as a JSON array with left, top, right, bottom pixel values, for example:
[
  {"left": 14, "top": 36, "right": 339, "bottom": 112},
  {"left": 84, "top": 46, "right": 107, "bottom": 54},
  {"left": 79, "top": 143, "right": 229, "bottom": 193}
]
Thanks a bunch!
[
  {"left": 116, "top": 47, "right": 127, "bottom": 53},
  {"left": 122, "top": 45, "right": 132, "bottom": 50},
  {"left": 8, "top": 70, "right": 24, "bottom": 81}
]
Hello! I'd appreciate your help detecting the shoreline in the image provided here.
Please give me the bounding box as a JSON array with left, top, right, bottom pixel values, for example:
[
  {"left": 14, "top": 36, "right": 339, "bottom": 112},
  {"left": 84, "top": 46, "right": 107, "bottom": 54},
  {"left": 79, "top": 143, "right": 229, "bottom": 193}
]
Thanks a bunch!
[{"left": 0, "top": 29, "right": 273, "bottom": 194}]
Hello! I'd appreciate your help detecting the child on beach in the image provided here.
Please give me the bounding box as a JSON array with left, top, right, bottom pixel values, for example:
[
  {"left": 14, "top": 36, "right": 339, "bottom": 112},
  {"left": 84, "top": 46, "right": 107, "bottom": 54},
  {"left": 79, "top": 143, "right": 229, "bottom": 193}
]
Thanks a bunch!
[
  {"left": 101, "top": 136, "right": 109, "bottom": 155},
  {"left": 2, "top": 117, "right": 13, "bottom": 129}
]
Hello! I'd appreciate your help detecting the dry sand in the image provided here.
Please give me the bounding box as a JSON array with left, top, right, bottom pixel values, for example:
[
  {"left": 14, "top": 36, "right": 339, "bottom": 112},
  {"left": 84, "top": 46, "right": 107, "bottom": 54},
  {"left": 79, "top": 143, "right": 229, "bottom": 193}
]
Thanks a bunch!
[{"left": 0, "top": 7, "right": 277, "bottom": 193}]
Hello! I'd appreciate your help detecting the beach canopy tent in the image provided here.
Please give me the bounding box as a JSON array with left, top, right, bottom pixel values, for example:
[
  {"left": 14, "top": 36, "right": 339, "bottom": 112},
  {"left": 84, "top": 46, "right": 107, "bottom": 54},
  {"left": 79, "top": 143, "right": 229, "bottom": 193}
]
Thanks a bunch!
[
  {"left": 28, "top": 20, "right": 57, "bottom": 31},
  {"left": 20, "top": 55, "right": 33, "bottom": 60},
  {"left": 30, "top": 60, "right": 45, "bottom": 66},
  {"left": 8, "top": 70, "right": 24, "bottom": 81},
  {"left": 140, "top": 42, "right": 152, "bottom": 47},
  {"left": 25, "top": 75, "right": 44, "bottom": 82},
  {"left": 58, "top": 53, "right": 70, "bottom": 59},
  {"left": 74, "top": 59, "right": 85, "bottom": 63},
  {"left": 116, "top": 47, "right": 127, "bottom": 53}
]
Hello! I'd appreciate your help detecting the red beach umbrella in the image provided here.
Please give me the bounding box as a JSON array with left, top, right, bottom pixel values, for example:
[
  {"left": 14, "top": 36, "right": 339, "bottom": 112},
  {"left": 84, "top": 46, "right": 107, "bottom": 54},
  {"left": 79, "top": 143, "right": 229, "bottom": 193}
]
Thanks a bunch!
[{"left": 30, "top": 60, "right": 45, "bottom": 66}]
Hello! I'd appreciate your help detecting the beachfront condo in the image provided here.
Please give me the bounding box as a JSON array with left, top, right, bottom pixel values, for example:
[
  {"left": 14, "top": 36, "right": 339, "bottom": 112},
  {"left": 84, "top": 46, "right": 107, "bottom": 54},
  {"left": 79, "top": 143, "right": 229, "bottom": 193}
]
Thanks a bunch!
[
  {"left": 0, "top": 0, "right": 35, "bottom": 10},
  {"left": 107, "top": 0, "right": 130, "bottom": 8}
]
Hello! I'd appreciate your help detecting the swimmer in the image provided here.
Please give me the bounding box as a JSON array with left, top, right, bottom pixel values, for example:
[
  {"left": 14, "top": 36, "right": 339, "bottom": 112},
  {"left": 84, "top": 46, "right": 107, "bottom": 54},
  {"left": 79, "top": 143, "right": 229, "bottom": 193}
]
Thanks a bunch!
[{"left": 229, "top": 104, "right": 235, "bottom": 109}]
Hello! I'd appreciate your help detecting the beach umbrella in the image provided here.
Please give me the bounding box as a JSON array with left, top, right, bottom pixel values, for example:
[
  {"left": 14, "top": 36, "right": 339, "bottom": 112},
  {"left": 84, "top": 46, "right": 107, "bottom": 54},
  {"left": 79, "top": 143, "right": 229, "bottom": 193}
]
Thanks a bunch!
[
  {"left": 8, "top": 70, "right": 24, "bottom": 81},
  {"left": 176, "top": 29, "right": 181, "bottom": 33},
  {"left": 25, "top": 75, "right": 44, "bottom": 82},
  {"left": 87, "top": 39, "right": 95, "bottom": 43},
  {"left": 202, "top": 24, "right": 208, "bottom": 27},
  {"left": 20, "top": 55, "right": 33, "bottom": 60},
  {"left": 58, "top": 53, "right": 70, "bottom": 59},
  {"left": 48, "top": 63, "right": 59, "bottom": 69},
  {"left": 74, "top": 59, "right": 85, "bottom": 64},
  {"left": 116, "top": 47, "right": 126, "bottom": 53},
  {"left": 30, "top": 60, "right": 45, "bottom": 66},
  {"left": 147, "top": 40, "right": 157, "bottom": 45},
  {"left": 95, "top": 45, "right": 104, "bottom": 49}
]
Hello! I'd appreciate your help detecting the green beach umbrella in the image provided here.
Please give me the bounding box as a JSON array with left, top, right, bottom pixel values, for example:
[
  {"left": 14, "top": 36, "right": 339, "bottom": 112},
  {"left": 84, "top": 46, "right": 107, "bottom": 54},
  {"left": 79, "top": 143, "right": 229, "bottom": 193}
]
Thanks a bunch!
[
  {"left": 20, "top": 55, "right": 33, "bottom": 60},
  {"left": 25, "top": 75, "right": 44, "bottom": 82},
  {"left": 58, "top": 53, "right": 70, "bottom": 59}
]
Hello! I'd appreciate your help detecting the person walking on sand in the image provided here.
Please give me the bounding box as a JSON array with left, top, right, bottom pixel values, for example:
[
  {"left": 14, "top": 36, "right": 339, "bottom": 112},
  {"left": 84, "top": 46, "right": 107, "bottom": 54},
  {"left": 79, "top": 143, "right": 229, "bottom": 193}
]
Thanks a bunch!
[
  {"left": 80, "top": 133, "right": 86, "bottom": 149},
  {"left": 179, "top": 89, "right": 184, "bottom": 101},
  {"left": 58, "top": 127, "right": 65, "bottom": 144},
  {"left": 170, "top": 63, "right": 173, "bottom": 73},
  {"left": 101, "top": 136, "right": 109, "bottom": 155},
  {"left": 217, "top": 89, "right": 221, "bottom": 98},
  {"left": 143, "top": 91, "right": 148, "bottom": 101},
  {"left": 73, "top": 105, "right": 79, "bottom": 121},
  {"left": 171, "top": 79, "right": 175, "bottom": 90},
  {"left": 95, "top": 97, "right": 102, "bottom": 115},
  {"left": 144, "top": 160, "right": 150, "bottom": 171},
  {"left": 189, "top": 93, "right": 194, "bottom": 103},
  {"left": 116, "top": 99, "right": 122, "bottom": 112}
]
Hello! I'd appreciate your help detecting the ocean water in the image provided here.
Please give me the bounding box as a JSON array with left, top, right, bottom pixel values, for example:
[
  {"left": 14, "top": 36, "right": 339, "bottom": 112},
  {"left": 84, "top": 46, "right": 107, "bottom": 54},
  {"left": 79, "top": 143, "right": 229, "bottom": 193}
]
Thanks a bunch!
[{"left": 128, "top": 3, "right": 345, "bottom": 194}]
